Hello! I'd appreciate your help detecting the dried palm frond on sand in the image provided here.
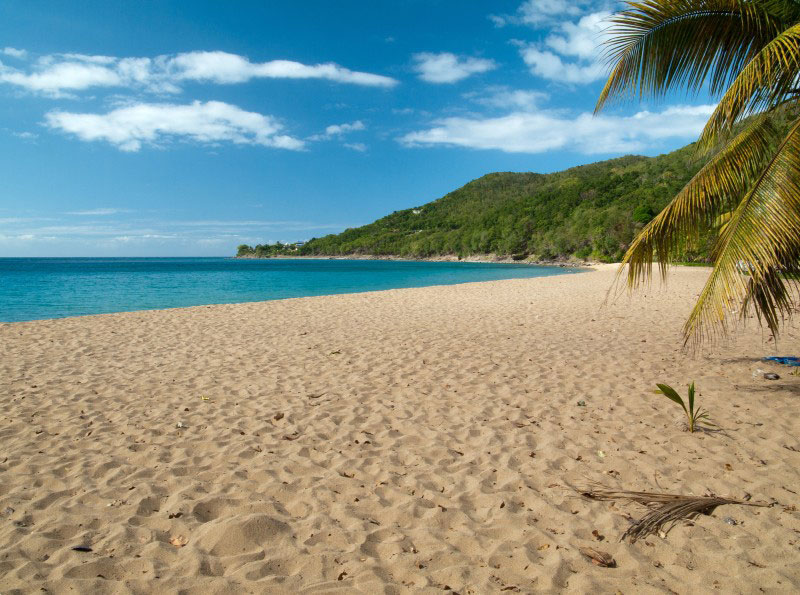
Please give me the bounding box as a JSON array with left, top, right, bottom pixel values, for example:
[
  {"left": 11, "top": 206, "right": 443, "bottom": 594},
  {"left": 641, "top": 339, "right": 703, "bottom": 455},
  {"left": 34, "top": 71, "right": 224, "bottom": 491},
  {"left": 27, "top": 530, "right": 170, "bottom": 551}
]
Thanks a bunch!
[{"left": 578, "top": 485, "right": 772, "bottom": 543}]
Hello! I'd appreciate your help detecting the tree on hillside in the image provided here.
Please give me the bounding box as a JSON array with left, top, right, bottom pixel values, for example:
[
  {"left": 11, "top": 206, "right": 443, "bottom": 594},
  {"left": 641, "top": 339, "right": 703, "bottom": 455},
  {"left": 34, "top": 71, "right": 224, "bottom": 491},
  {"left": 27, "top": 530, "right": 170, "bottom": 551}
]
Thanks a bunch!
[{"left": 597, "top": 0, "right": 800, "bottom": 345}]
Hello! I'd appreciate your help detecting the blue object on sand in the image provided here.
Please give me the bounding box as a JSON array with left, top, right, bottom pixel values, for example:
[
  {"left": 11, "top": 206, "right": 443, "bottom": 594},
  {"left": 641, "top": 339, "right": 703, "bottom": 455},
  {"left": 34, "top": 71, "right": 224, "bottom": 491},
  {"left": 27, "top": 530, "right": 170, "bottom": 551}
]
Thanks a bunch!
[{"left": 762, "top": 356, "right": 800, "bottom": 366}]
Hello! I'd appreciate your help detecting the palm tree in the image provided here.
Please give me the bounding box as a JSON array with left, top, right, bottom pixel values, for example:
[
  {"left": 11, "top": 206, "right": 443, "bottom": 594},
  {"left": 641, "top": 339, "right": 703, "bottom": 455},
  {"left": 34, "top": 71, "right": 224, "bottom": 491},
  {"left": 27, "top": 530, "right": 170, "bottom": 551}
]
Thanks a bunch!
[{"left": 596, "top": 0, "right": 800, "bottom": 345}]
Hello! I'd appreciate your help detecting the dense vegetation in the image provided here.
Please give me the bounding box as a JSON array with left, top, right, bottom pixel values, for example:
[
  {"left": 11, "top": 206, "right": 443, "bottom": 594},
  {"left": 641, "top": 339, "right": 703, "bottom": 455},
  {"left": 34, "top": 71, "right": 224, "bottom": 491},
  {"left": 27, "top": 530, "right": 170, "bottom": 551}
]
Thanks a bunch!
[
  {"left": 238, "top": 142, "right": 716, "bottom": 262},
  {"left": 237, "top": 242, "right": 305, "bottom": 258}
]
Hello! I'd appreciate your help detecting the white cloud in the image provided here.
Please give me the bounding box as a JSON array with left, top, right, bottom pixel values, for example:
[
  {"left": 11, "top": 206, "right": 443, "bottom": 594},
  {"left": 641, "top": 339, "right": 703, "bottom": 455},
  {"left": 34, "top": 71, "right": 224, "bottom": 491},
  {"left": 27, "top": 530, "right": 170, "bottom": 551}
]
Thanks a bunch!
[
  {"left": 519, "top": 11, "right": 611, "bottom": 84},
  {"left": 308, "top": 120, "right": 366, "bottom": 143},
  {"left": 518, "top": 0, "right": 586, "bottom": 25},
  {"left": 169, "top": 51, "right": 397, "bottom": 87},
  {"left": 0, "top": 50, "right": 398, "bottom": 96},
  {"left": 343, "top": 142, "right": 367, "bottom": 152},
  {"left": 491, "top": 0, "right": 596, "bottom": 27},
  {"left": 324, "top": 120, "right": 365, "bottom": 136},
  {"left": 545, "top": 11, "right": 611, "bottom": 59},
  {"left": 0, "top": 57, "right": 123, "bottom": 96},
  {"left": 2, "top": 47, "right": 28, "bottom": 59},
  {"left": 412, "top": 52, "right": 496, "bottom": 84},
  {"left": 13, "top": 131, "right": 38, "bottom": 140},
  {"left": 520, "top": 47, "right": 607, "bottom": 83},
  {"left": 45, "top": 100, "right": 305, "bottom": 152},
  {"left": 400, "top": 104, "right": 715, "bottom": 155}
]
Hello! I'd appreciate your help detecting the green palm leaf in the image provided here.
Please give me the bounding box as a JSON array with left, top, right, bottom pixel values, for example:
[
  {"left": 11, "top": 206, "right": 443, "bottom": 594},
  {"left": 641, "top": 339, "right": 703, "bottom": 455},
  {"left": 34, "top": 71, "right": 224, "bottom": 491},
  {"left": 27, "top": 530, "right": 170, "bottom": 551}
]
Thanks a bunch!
[
  {"left": 698, "top": 22, "right": 800, "bottom": 149},
  {"left": 596, "top": 0, "right": 786, "bottom": 112},
  {"left": 619, "top": 113, "right": 779, "bottom": 284},
  {"left": 601, "top": 0, "right": 800, "bottom": 344},
  {"left": 655, "top": 383, "right": 689, "bottom": 413},
  {"left": 684, "top": 117, "right": 800, "bottom": 344}
]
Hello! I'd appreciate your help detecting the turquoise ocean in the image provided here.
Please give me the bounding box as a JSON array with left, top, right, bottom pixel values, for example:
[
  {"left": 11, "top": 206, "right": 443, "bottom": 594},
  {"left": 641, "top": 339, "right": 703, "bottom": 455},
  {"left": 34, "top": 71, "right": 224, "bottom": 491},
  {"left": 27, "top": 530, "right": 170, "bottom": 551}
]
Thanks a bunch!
[{"left": 0, "top": 257, "right": 582, "bottom": 323}]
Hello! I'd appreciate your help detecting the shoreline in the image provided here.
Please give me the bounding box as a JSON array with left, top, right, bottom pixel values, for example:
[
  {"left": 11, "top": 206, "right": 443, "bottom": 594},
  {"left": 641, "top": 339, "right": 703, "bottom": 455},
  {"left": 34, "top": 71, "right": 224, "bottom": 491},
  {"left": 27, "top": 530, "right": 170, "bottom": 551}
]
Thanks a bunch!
[
  {"left": 235, "top": 252, "right": 595, "bottom": 267},
  {"left": 1, "top": 259, "right": 592, "bottom": 325},
  {"left": 0, "top": 268, "right": 591, "bottom": 325},
  {"left": 1, "top": 265, "right": 796, "bottom": 593}
]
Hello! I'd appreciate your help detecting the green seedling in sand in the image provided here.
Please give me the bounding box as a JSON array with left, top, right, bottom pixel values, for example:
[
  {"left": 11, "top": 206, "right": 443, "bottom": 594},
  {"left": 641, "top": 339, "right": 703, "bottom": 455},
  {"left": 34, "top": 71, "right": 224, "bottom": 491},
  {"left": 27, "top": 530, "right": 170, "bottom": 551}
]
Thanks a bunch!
[{"left": 654, "top": 382, "right": 714, "bottom": 433}]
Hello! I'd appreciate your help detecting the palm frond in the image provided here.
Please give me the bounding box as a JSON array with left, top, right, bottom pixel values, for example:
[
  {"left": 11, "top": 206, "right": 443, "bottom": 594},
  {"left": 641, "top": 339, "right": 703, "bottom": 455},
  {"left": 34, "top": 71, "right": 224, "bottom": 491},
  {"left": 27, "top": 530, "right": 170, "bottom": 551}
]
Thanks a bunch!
[
  {"left": 579, "top": 484, "right": 770, "bottom": 543},
  {"left": 757, "top": 0, "right": 800, "bottom": 24},
  {"left": 618, "top": 113, "right": 779, "bottom": 286},
  {"left": 596, "top": 0, "right": 786, "bottom": 112},
  {"left": 714, "top": 210, "right": 734, "bottom": 234},
  {"left": 698, "top": 22, "right": 800, "bottom": 149},
  {"left": 684, "top": 116, "right": 800, "bottom": 344},
  {"left": 741, "top": 261, "right": 800, "bottom": 330}
]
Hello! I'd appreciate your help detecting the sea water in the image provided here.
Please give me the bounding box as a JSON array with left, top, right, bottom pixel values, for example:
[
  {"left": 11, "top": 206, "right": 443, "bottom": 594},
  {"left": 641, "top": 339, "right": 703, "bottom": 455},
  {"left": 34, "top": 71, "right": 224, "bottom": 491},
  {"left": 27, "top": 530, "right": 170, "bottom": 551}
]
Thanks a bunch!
[{"left": 0, "top": 257, "right": 582, "bottom": 322}]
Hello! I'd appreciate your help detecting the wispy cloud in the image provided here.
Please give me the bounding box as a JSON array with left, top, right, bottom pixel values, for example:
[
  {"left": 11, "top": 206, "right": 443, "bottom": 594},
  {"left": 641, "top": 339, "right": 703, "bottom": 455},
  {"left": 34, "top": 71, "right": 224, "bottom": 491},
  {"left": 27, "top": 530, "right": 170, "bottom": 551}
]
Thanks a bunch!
[
  {"left": 490, "top": 0, "right": 599, "bottom": 27},
  {"left": 174, "top": 219, "right": 311, "bottom": 227},
  {"left": 172, "top": 219, "right": 348, "bottom": 231},
  {"left": 2, "top": 47, "right": 28, "bottom": 59},
  {"left": 0, "top": 50, "right": 398, "bottom": 97},
  {"left": 308, "top": 120, "right": 366, "bottom": 147},
  {"left": 0, "top": 56, "right": 132, "bottom": 97},
  {"left": 170, "top": 51, "right": 396, "bottom": 87},
  {"left": 45, "top": 100, "right": 305, "bottom": 152},
  {"left": 66, "top": 208, "right": 132, "bottom": 216},
  {"left": 412, "top": 52, "right": 496, "bottom": 84},
  {"left": 400, "top": 104, "right": 715, "bottom": 154},
  {"left": 0, "top": 216, "right": 350, "bottom": 250},
  {"left": 466, "top": 86, "right": 548, "bottom": 111},
  {"left": 323, "top": 121, "right": 365, "bottom": 136},
  {"left": 0, "top": 217, "right": 53, "bottom": 224}
]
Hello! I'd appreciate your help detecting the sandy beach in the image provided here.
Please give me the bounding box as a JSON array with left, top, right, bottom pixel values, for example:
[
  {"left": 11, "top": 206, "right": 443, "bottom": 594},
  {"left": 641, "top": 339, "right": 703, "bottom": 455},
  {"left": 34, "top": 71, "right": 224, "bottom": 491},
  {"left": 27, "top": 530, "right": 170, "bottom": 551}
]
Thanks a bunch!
[{"left": 1, "top": 264, "right": 798, "bottom": 594}]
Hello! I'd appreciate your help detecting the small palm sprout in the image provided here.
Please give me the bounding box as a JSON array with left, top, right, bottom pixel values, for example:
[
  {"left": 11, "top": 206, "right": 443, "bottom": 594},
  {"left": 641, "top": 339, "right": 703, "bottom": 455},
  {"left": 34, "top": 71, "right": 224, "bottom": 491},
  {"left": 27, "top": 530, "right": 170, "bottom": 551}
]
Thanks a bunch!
[{"left": 655, "top": 382, "right": 714, "bottom": 433}]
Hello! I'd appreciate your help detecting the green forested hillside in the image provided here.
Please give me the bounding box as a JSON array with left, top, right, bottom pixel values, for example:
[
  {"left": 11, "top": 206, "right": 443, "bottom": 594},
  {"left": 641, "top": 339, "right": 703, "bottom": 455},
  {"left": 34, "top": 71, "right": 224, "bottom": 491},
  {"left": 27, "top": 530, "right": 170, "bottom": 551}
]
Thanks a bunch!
[{"left": 238, "top": 142, "right": 712, "bottom": 262}]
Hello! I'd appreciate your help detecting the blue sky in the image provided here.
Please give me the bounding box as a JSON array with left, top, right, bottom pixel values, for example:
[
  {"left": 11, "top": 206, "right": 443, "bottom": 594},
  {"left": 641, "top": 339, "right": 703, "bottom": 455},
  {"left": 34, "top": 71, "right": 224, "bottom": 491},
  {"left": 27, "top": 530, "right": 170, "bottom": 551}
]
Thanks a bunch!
[{"left": 0, "top": 0, "right": 714, "bottom": 256}]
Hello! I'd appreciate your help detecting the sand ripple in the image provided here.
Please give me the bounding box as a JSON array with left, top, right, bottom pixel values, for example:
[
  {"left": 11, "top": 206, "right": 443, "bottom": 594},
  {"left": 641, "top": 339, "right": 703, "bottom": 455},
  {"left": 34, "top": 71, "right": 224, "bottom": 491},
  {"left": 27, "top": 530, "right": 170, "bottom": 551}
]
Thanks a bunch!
[{"left": 1, "top": 265, "right": 799, "bottom": 593}]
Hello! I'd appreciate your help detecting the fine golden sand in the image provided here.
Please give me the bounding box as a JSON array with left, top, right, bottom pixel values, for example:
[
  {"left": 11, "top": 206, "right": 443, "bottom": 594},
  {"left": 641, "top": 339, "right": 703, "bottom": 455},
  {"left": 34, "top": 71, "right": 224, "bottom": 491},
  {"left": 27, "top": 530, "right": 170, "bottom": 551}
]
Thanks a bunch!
[{"left": 1, "top": 265, "right": 799, "bottom": 594}]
